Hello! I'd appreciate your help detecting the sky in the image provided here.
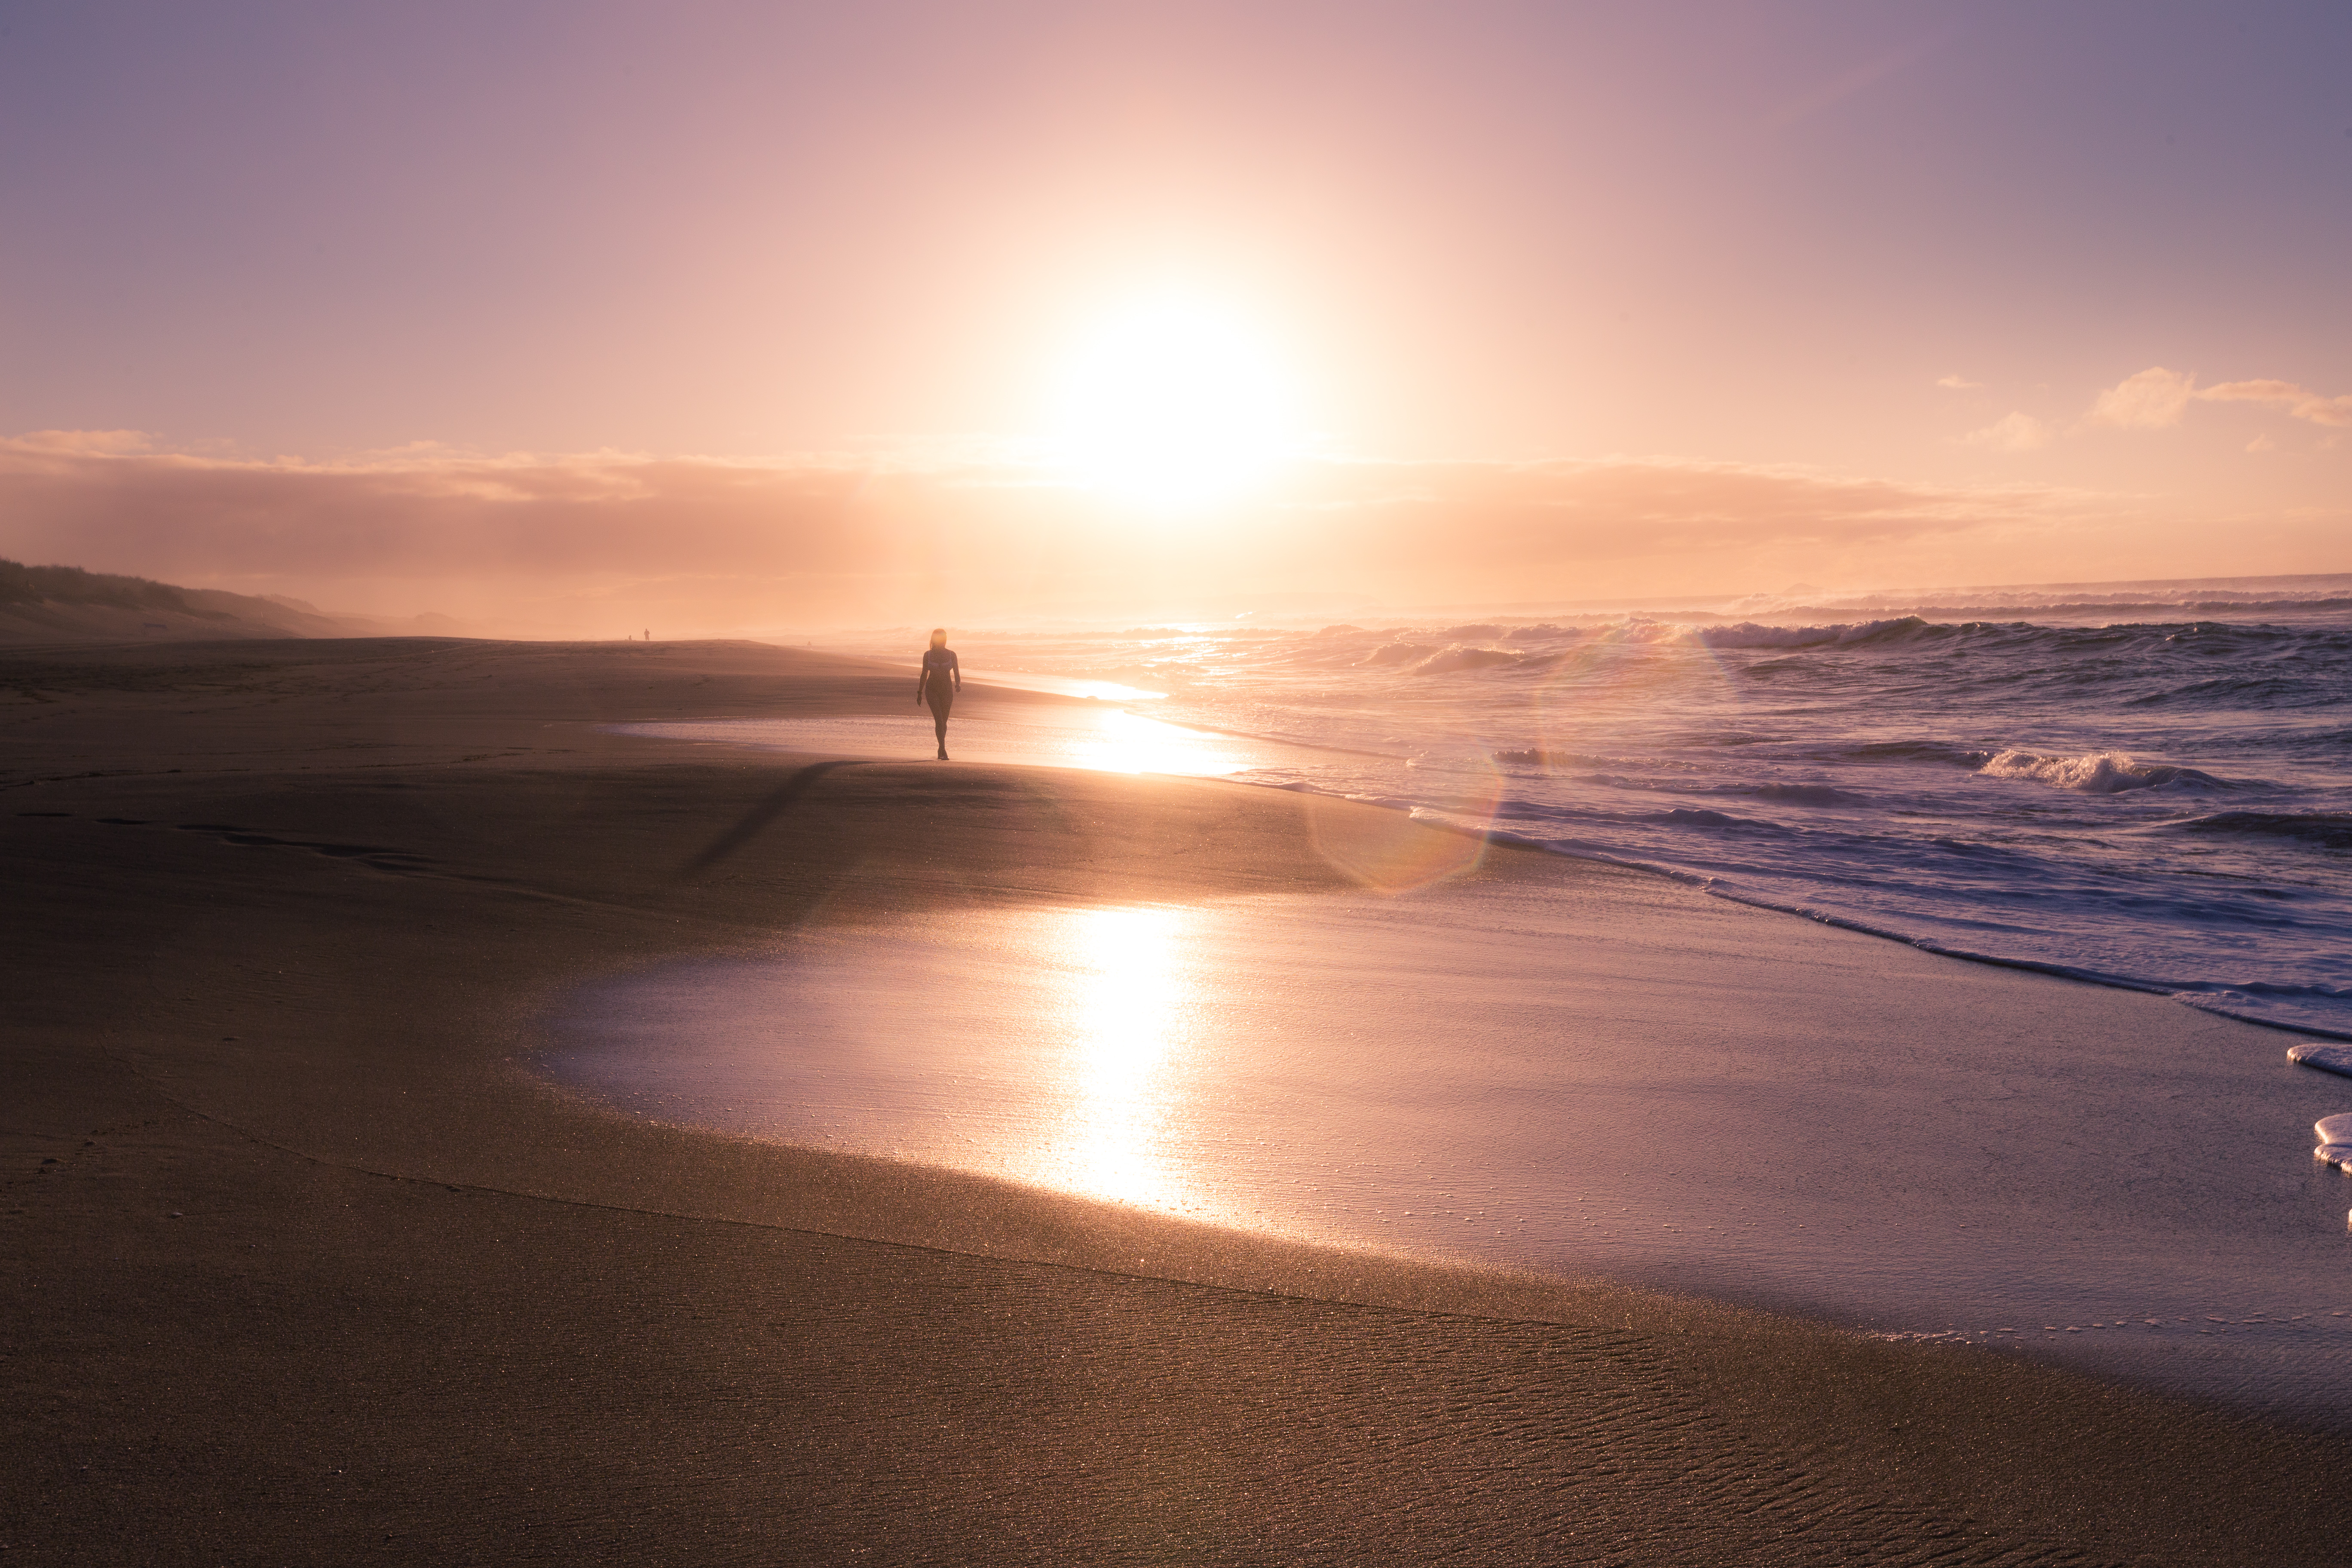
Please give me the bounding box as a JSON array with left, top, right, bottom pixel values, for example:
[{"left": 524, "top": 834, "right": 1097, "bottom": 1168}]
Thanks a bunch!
[{"left": 1, "top": 1, "right": 2346, "bottom": 631}]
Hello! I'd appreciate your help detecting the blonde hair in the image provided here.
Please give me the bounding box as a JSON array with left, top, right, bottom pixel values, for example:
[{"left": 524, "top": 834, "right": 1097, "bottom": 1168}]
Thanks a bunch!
[{"left": 929, "top": 628, "right": 947, "bottom": 648}]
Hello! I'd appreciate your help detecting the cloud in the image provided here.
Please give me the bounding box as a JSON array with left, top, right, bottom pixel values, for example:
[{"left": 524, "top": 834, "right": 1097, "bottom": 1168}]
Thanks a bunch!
[
  {"left": 1960, "top": 411, "right": 2053, "bottom": 452},
  {"left": 2197, "top": 378, "right": 2352, "bottom": 429},
  {"left": 2081, "top": 366, "right": 2352, "bottom": 435},
  {"left": 1274, "top": 456, "right": 2064, "bottom": 557},
  {"left": 1936, "top": 375, "right": 1983, "bottom": 390},
  {"left": 1767, "top": 34, "right": 1948, "bottom": 129},
  {"left": 2085, "top": 367, "right": 2197, "bottom": 429},
  {"left": 0, "top": 434, "right": 2119, "bottom": 631},
  {"left": 15, "top": 429, "right": 155, "bottom": 454}
]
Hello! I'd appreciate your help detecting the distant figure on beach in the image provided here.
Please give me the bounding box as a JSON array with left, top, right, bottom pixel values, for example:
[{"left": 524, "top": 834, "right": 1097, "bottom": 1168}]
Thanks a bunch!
[{"left": 916, "top": 627, "right": 961, "bottom": 760}]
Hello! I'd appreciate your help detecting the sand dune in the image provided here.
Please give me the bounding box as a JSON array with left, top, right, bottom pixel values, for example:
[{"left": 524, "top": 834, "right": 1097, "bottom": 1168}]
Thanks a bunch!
[{"left": 0, "top": 558, "right": 475, "bottom": 643}]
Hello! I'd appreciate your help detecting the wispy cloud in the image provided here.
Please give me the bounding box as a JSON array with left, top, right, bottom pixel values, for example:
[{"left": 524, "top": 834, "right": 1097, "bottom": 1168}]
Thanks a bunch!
[
  {"left": 1936, "top": 375, "right": 1984, "bottom": 390},
  {"left": 15, "top": 428, "right": 155, "bottom": 455},
  {"left": 1960, "top": 412, "right": 2053, "bottom": 452},
  {"left": 1767, "top": 34, "right": 1948, "bottom": 129},
  {"left": 2085, "top": 367, "right": 2198, "bottom": 429},
  {"left": 2197, "top": 378, "right": 2352, "bottom": 429},
  {"left": 0, "top": 434, "right": 2130, "bottom": 631},
  {"left": 2079, "top": 367, "right": 2352, "bottom": 435}
]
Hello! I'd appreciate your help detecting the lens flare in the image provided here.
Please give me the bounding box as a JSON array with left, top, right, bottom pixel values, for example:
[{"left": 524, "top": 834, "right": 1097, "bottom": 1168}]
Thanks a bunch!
[{"left": 1304, "top": 788, "right": 1491, "bottom": 894}]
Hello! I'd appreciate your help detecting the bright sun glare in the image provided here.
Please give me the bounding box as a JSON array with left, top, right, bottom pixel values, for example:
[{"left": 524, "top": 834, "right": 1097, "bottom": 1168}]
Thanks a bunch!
[
  {"left": 1054, "top": 296, "right": 1300, "bottom": 509},
  {"left": 1053, "top": 905, "right": 1195, "bottom": 1208}
]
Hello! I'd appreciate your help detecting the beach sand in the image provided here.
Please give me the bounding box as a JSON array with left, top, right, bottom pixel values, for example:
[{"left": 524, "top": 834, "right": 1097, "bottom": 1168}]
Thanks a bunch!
[{"left": 7, "top": 636, "right": 2352, "bottom": 1565}]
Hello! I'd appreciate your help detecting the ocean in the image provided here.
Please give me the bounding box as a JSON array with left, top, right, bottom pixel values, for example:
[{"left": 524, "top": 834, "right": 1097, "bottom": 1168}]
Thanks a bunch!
[
  {"left": 821, "top": 576, "right": 2352, "bottom": 1038},
  {"left": 557, "top": 573, "right": 2352, "bottom": 1424}
]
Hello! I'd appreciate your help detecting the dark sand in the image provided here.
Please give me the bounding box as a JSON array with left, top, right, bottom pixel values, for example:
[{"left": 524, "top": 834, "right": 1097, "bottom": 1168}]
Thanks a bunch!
[{"left": 6, "top": 636, "right": 2351, "bottom": 1565}]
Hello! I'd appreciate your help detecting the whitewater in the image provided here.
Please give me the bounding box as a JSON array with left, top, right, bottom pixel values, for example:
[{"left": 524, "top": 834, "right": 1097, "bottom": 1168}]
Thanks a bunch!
[{"left": 818, "top": 579, "right": 2352, "bottom": 1037}]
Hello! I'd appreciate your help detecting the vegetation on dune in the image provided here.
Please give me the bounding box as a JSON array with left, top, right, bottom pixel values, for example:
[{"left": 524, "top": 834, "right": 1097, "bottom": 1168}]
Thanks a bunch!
[{"left": 0, "top": 558, "right": 226, "bottom": 617}]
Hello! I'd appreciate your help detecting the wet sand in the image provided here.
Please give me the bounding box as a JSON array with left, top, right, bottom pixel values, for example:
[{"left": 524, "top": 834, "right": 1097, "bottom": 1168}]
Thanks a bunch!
[
  {"left": 546, "top": 886, "right": 2352, "bottom": 1424},
  {"left": 7, "top": 636, "right": 2352, "bottom": 1565}
]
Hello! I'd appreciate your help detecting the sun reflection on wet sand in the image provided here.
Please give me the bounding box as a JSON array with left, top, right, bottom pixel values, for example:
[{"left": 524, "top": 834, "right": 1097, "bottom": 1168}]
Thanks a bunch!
[
  {"left": 1062, "top": 709, "right": 1249, "bottom": 775},
  {"left": 1035, "top": 906, "right": 1200, "bottom": 1208},
  {"left": 620, "top": 706, "right": 1254, "bottom": 777},
  {"left": 547, "top": 885, "right": 2352, "bottom": 1423}
]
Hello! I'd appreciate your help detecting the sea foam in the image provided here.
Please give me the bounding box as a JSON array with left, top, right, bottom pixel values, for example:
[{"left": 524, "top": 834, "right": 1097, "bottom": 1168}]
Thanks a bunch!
[
  {"left": 1977, "top": 749, "right": 2231, "bottom": 794},
  {"left": 2291, "top": 1043, "right": 2352, "bottom": 1078}
]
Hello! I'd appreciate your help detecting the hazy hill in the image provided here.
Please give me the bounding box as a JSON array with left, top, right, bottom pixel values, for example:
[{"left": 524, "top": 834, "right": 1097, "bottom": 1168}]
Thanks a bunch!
[{"left": 0, "top": 560, "right": 465, "bottom": 643}]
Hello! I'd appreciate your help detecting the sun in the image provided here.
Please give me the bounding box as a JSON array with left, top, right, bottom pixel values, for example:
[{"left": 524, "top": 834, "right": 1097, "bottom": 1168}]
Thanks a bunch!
[{"left": 1052, "top": 296, "right": 1301, "bottom": 509}]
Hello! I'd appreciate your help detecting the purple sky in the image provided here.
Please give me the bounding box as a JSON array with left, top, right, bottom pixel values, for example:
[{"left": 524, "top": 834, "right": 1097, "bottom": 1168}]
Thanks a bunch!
[{"left": 2, "top": 2, "right": 2345, "bottom": 628}]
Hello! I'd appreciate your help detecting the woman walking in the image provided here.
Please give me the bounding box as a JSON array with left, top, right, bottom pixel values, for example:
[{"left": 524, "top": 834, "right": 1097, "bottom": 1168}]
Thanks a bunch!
[{"left": 915, "top": 627, "right": 961, "bottom": 760}]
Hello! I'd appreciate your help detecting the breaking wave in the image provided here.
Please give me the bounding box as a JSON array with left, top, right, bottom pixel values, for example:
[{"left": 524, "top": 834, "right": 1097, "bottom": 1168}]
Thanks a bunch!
[
  {"left": 1315, "top": 614, "right": 2351, "bottom": 682},
  {"left": 1976, "top": 749, "right": 2237, "bottom": 794},
  {"left": 854, "top": 589, "right": 2352, "bottom": 1034}
]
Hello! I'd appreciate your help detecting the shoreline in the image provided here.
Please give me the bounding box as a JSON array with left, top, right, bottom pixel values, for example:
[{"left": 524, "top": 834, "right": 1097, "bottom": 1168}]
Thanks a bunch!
[
  {"left": 536, "top": 777, "right": 2352, "bottom": 1429},
  {"left": 9, "top": 636, "right": 2352, "bottom": 1564},
  {"left": 637, "top": 705, "right": 2352, "bottom": 1044}
]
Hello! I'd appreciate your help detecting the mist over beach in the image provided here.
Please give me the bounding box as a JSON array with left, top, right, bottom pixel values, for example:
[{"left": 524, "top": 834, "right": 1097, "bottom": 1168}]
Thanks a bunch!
[{"left": 7, "top": 4, "right": 2352, "bottom": 1564}]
